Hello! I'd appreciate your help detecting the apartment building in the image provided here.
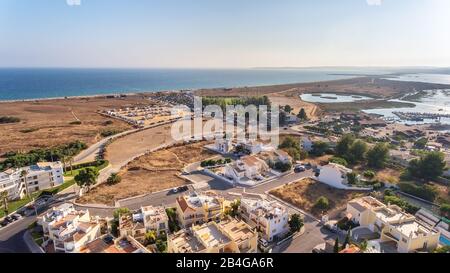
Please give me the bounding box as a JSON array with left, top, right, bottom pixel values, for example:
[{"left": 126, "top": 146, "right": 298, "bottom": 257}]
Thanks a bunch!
[
  {"left": 0, "top": 161, "right": 64, "bottom": 200},
  {"left": 347, "top": 196, "right": 440, "bottom": 253},
  {"left": 167, "top": 217, "right": 258, "bottom": 253},
  {"left": 175, "top": 191, "right": 226, "bottom": 227},
  {"left": 240, "top": 195, "right": 289, "bottom": 242},
  {"left": 38, "top": 203, "right": 101, "bottom": 253}
]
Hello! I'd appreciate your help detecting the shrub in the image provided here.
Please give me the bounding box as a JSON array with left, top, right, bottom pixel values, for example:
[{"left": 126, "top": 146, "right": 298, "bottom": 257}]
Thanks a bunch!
[
  {"left": 70, "top": 121, "right": 82, "bottom": 125},
  {"left": 329, "top": 157, "right": 348, "bottom": 167},
  {"left": 0, "top": 116, "right": 20, "bottom": 124},
  {"left": 363, "top": 170, "right": 376, "bottom": 179},
  {"left": 314, "top": 196, "right": 329, "bottom": 210},
  {"left": 19, "top": 128, "right": 38, "bottom": 133},
  {"left": 101, "top": 129, "right": 121, "bottom": 137},
  {"left": 398, "top": 182, "right": 438, "bottom": 202},
  {"left": 440, "top": 203, "right": 450, "bottom": 219},
  {"left": 384, "top": 195, "right": 419, "bottom": 214}
]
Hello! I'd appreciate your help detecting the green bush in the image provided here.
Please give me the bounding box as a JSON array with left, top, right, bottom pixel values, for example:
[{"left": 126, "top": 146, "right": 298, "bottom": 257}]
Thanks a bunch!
[
  {"left": 398, "top": 182, "right": 438, "bottom": 202},
  {"left": 440, "top": 203, "right": 450, "bottom": 219},
  {"left": 329, "top": 157, "right": 348, "bottom": 167},
  {"left": 0, "top": 116, "right": 20, "bottom": 124},
  {"left": 363, "top": 170, "right": 376, "bottom": 179},
  {"left": 384, "top": 195, "right": 419, "bottom": 214},
  {"left": 70, "top": 121, "right": 82, "bottom": 125},
  {"left": 314, "top": 196, "right": 330, "bottom": 210}
]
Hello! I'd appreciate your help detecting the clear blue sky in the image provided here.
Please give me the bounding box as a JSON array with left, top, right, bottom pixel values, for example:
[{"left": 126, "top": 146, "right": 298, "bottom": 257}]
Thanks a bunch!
[{"left": 1, "top": 0, "right": 449, "bottom": 68}]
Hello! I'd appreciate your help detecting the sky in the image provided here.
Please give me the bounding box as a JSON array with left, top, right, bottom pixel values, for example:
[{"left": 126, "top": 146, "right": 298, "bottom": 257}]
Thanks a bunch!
[{"left": 1, "top": 0, "right": 450, "bottom": 68}]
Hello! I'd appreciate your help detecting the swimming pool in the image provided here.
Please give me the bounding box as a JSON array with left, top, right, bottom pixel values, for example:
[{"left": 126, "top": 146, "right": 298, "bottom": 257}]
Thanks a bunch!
[{"left": 440, "top": 236, "right": 450, "bottom": 246}]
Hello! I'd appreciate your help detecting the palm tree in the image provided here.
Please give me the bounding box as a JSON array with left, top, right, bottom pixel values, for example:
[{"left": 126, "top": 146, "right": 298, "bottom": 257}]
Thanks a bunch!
[
  {"left": 1, "top": 191, "right": 9, "bottom": 215},
  {"left": 106, "top": 173, "right": 121, "bottom": 185},
  {"left": 74, "top": 167, "right": 99, "bottom": 196},
  {"left": 20, "top": 169, "right": 31, "bottom": 199}
]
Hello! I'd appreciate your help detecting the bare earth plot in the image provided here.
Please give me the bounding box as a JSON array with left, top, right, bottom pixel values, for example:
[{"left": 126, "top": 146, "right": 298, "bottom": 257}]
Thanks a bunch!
[
  {"left": 270, "top": 178, "right": 366, "bottom": 218},
  {"left": 78, "top": 141, "right": 215, "bottom": 206},
  {"left": 0, "top": 96, "right": 154, "bottom": 155}
]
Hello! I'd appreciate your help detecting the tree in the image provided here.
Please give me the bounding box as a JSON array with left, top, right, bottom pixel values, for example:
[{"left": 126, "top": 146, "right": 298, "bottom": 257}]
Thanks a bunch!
[
  {"left": 367, "top": 143, "right": 390, "bottom": 169},
  {"left": 297, "top": 108, "right": 308, "bottom": 120},
  {"left": 363, "top": 170, "right": 375, "bottom": 179},
  {"left": 343, "top": 230, "right": 351, "bottom": 249},
  {"left": 360, "top": 240, "right": 368, "bottom": 252},
  {"left": 284, "top": 105, "right": 293, "bottom": 113},
  {"left": 347, "top": 172, "right": 359, "bottom": 185},
  {"left": 107, "top": 173, "right": 122, "bottom": 185},
  {"left": 311, "top": 141, "right": 329, "bottom": 157},
  {"left": 229, "top": 200, "right": 241, "bottom": 217},
  {"left": 348, "top": 140, "right": 368, "bottom": 164},
  {"left": 20, "top": 169, "right": 31, "bottom": 199},
  {"left": 289, "top": 213, "right": 304, "bottom": 233},
  {"left": 408, "top": 151, "right": 446, "bottom": 180},
  {"left": 336, "top": 134, "right": 355, "bottom": 158},
  {"left": 144, "top": 230, "right": 157, "bottom": 245},
  {"left": 1, "top": 191, "right": 8, "bottom": 215},
  {"left": 74, "top": 167, "right": 99, "bottom": 195},
  {"left": 333, "top": 237, "right": 340, "bottom": 253}
]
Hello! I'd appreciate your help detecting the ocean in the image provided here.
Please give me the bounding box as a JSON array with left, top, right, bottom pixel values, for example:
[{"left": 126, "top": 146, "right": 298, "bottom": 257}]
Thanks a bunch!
[{"left": 0, "top": 68, "right": 390, "bottom": 101}]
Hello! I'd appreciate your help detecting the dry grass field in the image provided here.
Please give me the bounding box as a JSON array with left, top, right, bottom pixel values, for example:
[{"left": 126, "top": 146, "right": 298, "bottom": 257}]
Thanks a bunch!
[
  {"left": 270, "top": 178, "right": 365, "bottom": 217},
  {"left": 0, "top": 95, "right": 157, "bottom": 155},
  {"left": 77, "top": 141, "right": 215, "bottom": 205}
]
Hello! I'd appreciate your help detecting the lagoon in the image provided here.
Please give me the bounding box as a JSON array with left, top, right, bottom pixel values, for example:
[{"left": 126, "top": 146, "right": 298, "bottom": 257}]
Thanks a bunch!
[{"left": 300, "top": 93, "right": 373, "bottom": 103}]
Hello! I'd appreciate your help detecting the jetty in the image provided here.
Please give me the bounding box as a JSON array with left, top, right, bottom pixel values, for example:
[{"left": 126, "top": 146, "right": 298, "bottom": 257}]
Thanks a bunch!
[{"left": 393, "top": 111, "right": 450, "bottom": 121}]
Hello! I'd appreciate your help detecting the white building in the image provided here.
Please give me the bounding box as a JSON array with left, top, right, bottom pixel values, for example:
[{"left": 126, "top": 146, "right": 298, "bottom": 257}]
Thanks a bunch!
[
  {"left": 224, "top": 155, "right": 269, "bottom": 184},
  {"left": 141, "top": 205, "right": 169, "bottom": 235},
  {"left": 0, "top": 161, "right": 64, "bottom": 200},
  {"left": 38, "top": 203, "right": 101, "bottom": 253},
  {"left": 317, "top": 163, "right": 352, "bottom": 189},
  {"left": 240, "top": 195, "right": 289, "bottom": 242},
  {"left": 214, "top": 138, "right": 233, "bottom": 154},
  {"left": 317, "top": 163, "right": 365, "bottom": 190}
]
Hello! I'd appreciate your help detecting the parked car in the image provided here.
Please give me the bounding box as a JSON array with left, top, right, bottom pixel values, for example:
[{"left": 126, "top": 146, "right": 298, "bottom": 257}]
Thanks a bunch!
[
  {"left": 170, "top": 188, "right": 178, "bottom": 194},
  {"left": 178, "top": 186, "right": 189, "bottom": 192},
  {"left": 294, "top": 165, "right": 306, "bottom": 173},
  {"left": 5, "top": 216, "right": 15, "bottom": 223},
  {"left": 11, "top": 214, "right": 22, "bottom": 221},
  {"left": 0, "top": 220, "right": 9, "bottom": 227}
]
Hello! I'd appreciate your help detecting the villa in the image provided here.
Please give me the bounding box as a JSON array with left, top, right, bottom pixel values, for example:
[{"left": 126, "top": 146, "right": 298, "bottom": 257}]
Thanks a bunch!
[
  {"left": 167, "top": 217, "right": 258, "bottom": 253},
  {"left": 0, "top": 161, "right": 64, "bottom": 200},
  {"left": 239, "top": 195, "right": 290, "bottom": 242},
  {"left": 175, "top": 191, "right": 227, "bottom": 227},
  {"left": 316, "top": 163, "right": 358, "bottom": 190},
  {"left": 347, "top": 197, "right": 440, "bottom": 253},
  {"left": 224, "top": 155, "right": 270, "bottom": 184},
  {"left": 37, "top": 203, "right": 101, "bottom": 253},
  {"left": 142, "top": 205, "right": 169, "bottom": 235}
]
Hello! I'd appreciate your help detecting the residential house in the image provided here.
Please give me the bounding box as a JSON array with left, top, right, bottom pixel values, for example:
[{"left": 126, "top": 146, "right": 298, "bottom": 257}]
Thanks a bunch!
[
  {"left": 167, "top": 217, "right": 258, "bottom": 253},
  {"left": 214, "top": 138, "right": 233, "bottom": 154},
  {"left": 224, "top": 155, "right": 269, "bottom": 184},
  {"left": 175, "top": 191, "right": 226, "bottom": 227},
  {"left": 119, "top": 213, "right": 146, "bottom": 242},
  {"left": 240, "top": 195, "right": 289, "bottom": 242},
  {"left": 142, "top": 205, "right": 169, "bottom": 235},
  {"left": 317, "top": 163, "right": 356, "bottom": 190},
  {"left": 38, "top": 203, "right": 101, "bottom": 253},
  {"left": 0, "top": 161, "right": 64, "bottom": 200},
  {"left": 347, "top": 197, "right": 440, "bottom": 253}
]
